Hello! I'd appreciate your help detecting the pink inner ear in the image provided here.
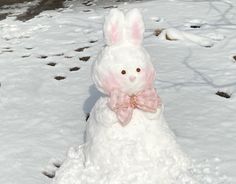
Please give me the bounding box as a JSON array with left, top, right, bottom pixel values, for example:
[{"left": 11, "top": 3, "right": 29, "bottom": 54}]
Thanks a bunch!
[
  {"left": 132, "top": 21, "right": 141, "bottom": 43},
  {"left": 110, "top": 23, "right": 119, "bottom": 44}
]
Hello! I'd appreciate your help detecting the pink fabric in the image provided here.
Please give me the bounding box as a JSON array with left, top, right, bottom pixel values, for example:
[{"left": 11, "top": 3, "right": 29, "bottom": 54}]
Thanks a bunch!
[
  {"left": 108, "top": 88, "right": 162, "bottom": 126},
  {"left": 110, "top": 23, "right": 118, "bottom": 44}
]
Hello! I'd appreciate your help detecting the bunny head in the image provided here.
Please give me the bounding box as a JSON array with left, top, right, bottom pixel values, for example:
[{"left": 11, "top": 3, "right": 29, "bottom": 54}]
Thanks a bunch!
[{"left": 92, "top": 9, "right": 156, "bottom": 96}]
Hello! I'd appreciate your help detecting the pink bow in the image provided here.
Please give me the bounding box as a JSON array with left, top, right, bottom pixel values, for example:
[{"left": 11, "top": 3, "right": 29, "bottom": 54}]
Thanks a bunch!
[{"left": 108, "top": 88, "right": 161, "bottom": 126}]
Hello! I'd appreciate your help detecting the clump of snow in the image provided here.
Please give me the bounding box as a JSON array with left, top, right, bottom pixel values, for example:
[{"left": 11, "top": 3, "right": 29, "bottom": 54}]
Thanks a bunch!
[{"left": 158, "top": 28, "right": 214, "bottom": 47}]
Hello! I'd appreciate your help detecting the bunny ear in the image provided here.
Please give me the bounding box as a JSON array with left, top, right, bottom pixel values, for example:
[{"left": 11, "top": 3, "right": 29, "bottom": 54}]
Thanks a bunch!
[
  {"left": 104, "top": 9, "right": 125, "bottom": 46},
  {"left": 125, "top": 9, "right": 144, "bottom": 45}
]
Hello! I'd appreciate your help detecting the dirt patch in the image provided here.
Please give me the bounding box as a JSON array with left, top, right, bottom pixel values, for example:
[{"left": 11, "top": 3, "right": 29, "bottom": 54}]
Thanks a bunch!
[
  {"left": 17, "top": 0, "right": 66, "bottom": 21},
  {"left": 154, "top": 28, "right": 164, "bottom": 37},
  {"left": 0, "top": 0, "right": 31, "bottom": 7},
  {"left": 0, "top": 13, "right": 9, "bottom": 21}
]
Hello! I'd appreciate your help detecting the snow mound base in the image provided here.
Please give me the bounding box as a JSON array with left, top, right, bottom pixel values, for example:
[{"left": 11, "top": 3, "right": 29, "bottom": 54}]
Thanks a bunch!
[{"left": 52, "top": 145, "right": 197, "bottom": 184}]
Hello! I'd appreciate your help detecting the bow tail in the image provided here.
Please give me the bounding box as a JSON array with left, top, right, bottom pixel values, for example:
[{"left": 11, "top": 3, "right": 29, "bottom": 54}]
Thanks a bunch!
[{"left": 116, "top": 107, "right": 133, "bottom": 126}]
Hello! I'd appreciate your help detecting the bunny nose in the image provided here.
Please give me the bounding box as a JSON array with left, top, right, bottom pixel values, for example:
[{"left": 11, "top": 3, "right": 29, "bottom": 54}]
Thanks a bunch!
[{"left": 129, "top": 76, "right": 136, "bottom": 82}]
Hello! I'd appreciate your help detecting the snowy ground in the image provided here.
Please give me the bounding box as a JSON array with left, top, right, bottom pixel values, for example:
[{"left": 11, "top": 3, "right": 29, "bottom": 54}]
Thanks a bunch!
[{"left": 0, "top": 0, "right": 236, "bottom": 184}]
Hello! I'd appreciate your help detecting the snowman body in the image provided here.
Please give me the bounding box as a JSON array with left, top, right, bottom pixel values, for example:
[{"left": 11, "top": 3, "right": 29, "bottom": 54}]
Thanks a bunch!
[
  {"left": 53, "top": 9, "right": 196, "bottom": 184},
  {"left": 84, "top": 97, "right": 191, "bottom": 183}
]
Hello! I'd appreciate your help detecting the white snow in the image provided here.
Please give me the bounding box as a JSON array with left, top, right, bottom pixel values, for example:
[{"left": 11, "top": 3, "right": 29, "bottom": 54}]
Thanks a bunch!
[{"left": 0, "top": 0, "right": 236, "bottom": 184}]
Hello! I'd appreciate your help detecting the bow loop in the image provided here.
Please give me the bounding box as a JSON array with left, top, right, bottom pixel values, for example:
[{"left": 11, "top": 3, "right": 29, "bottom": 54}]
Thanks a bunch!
[{"left": 136, "top": 88, "right": 161, "bottom": 112}]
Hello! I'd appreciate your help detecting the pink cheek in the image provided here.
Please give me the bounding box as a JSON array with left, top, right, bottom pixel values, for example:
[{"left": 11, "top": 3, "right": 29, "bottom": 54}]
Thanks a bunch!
[
  {"left": 102, "top": 73, "right": 121, "bottom": 94},
  {"left": 142, "top": 68, "right": 156, "bottom": 88}
]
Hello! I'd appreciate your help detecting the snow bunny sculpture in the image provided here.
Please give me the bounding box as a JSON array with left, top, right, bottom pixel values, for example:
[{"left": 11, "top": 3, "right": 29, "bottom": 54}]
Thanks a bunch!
[{"left": 53, "top": 9, "right": 196, "bottom": 184}]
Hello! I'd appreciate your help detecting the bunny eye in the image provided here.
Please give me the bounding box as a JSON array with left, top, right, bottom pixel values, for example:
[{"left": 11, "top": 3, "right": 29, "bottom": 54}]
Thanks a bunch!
[
  {"left": 136, "top": 68, "right": 141, "bottom": 72},
  {"left": 121, "top": 70, "right": 126, "bottom": 75}
]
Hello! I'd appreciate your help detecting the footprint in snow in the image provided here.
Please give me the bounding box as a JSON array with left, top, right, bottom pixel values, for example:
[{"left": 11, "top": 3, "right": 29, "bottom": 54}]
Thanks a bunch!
[
  {"left": 69, "top": 67, "right": 80, "bottom": 72},
  {"left": 54, "top": 76, "right": 66, "bottom": 80},
  {"left": 42, "top": 169, "right": 55, "bottom": 179},
  {"left": 2, "top": 47, "right": 11, "bottom": 49},
  {"left": 216, "top": 91, "right": 231, "bottom": 99},
  {"left": 185, "top": 19, "right": 206, "bottom": 29},
  {"left": 47, "top": 62, "right": 57, "bottom": 66},
  {"left": 38, "top": 55, "right": 48, "bottom": 59},
  {"left": 89, "top": 40, "right": 97, "bottom": 43},
  {"left": 79, "top": 56, "right": 90, "bottom": 62},
  {"left": 190, "top": 25, "right": 201, "bottom": 29},
  {"left": 86, "top": 113, "right": 90, "bottom": 121},
  {"left": 233, "top": 55, "right": 236, "bottom": 62},
  {"left": 25, "top": 47, "right": 33, "bottom": 50},
  {"left": 64, "top": 56, "right": 73, "bottom": 59},
  {"left": 52, "top": 53, "right": 64, "bottom": 57},
  {"left": 82, "top": 1, "right": 93, "bottom": 6},
  {"left": 75, "top": 46, "right": 90, "bottom": 52},
  {"left": 103, "top": 5, "right": 118, "bottom": 9},
  {"left": 2, "top": 49, "right": 13, "bottom": 53},
  {"left": 83, "top": 9, "right": 91, "bottom": 12},
  {"left": 42, "top": 159, "right": 63, "bottom": 179},
  {"left": 22, "top": 55, "right": 30, "bottom": 58}
]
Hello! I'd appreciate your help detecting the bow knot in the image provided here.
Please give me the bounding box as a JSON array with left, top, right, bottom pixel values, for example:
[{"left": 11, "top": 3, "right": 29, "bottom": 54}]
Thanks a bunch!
[
  {"left": 108, "top": 88, "right": 161, "bottom": 126},
  {"left": 130, "top": 95, "right": 138, "bottom": 108}
]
